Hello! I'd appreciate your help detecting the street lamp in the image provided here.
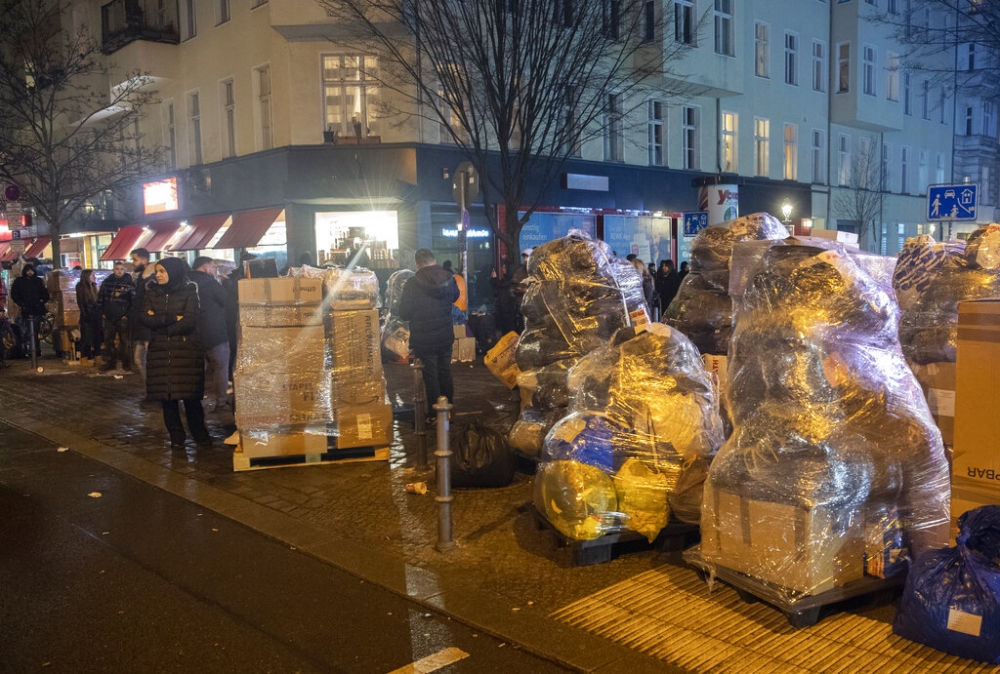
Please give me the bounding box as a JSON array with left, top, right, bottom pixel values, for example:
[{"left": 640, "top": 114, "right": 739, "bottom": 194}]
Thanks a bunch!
[{"left": 781, "top": 201, "right": 793, "bottom": 225}]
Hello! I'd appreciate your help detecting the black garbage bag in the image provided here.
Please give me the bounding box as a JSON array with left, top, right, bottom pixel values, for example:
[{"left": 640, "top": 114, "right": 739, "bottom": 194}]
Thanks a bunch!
[
  {"left": 451, "top": 423, "right": 516, "bottom": 488},
  {"left": 894, "top": 506, "right": 1000, "bottom": 663}
]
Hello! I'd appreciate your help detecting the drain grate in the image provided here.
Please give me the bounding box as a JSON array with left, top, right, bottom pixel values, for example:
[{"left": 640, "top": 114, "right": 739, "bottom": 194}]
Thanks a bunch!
[{"left": 551, "top": 565, "right": 993, "bottom": 673}]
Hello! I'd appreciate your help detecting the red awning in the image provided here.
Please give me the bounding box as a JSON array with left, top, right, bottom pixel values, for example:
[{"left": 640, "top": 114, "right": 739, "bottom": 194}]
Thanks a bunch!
[
  {"left": 137, "top": 220, "right": 181, "bottom": 253},
  {"left": 101, "top": 225, "right": 147, "bottom": 262},
  {"left": 23, "top": 236, "right": 51, "bottom": 258},
  {"left": 170, "top": 214, "right": 230, "bottom": 251},
  {"left": 213, "top": 208, "right": 283, "bottom": 250},
  {"left": 0, "top": 241, "right": 14, "bottom": 263}
]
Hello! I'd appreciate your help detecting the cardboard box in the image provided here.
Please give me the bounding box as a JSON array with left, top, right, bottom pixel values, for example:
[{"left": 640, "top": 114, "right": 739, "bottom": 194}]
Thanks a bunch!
[
  {"left": 701, "top": 486, "right": 864, "bottom": 595},
  {"left": 239, "top": 304, "right": 322, "bottom": 328},
  {"left": 332, "top": 403, "right": 393, "bottom": 449},
  {"left": 331, "top": 376, "right": 386, "bottom": 406},
  {"left": 329, "top": 309, "right": 382, "bottom": 386},
  {"left": 910, "top": 361, "right": 956, "bottom": 446},
  {"left": 239, "top": 277, "right": 323, "bottom": 306},
  {"left": 451, "top": 337, "right": 475, "bottom": 363},
  {"left": 702, "top": 354, "right": 728, "bottom": 390},
  {"left": 237, "top": 325, "right": 325, "bottom": 373},
  {"left": 453, "top": 324, "right": 469, "bottom": 339},
  {"left": 234, "top": 371, "right": 332, "bottom": 429},
  {"left": 952, "top": 300, "right": 1000, "bottom": 490},
  {"left": 808, "top": 229, "right": 860, "bottom": 245},
  {"left": 240, "top": 431, "right": 328, "bottom": 458},
  {"left": 485, "top": 331, "right": 522, "bottom": 389}
]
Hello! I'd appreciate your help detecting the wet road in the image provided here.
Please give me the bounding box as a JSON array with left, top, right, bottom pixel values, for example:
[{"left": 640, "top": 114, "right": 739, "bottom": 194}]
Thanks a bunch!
[{"left": 0, "top": 421, "right": 571, "bottom": 674}]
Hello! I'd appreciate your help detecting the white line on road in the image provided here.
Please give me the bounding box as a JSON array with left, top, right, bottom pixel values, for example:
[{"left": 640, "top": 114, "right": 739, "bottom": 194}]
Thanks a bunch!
[{"left": 387, "top": 646, "right": 470, "bottom": 674}]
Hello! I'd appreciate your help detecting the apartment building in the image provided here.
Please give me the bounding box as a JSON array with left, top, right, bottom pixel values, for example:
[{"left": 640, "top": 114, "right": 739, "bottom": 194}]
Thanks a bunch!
[{"left": 56, "top": 0, "right": 957, "bottom": 271}]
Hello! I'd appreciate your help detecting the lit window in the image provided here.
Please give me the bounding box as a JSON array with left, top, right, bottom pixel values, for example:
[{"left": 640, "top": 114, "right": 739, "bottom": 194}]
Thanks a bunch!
[
  {"left": 721, "top": 112, "right": 737, "bottom": 173},
  {"left": 323, "top": 55, "right": 381, "bottom": 142},
  {"left": 755, "top": 22, "right": 769, "bottom": 78},
  {"left": 837, "top": 42, "right": 850, "bottom": 93},
  {"left": 784, "top": 124, "right": 798, "bottom": 180},
  {"left": 754, "top": 117, "right": 770, "bottom": 177},
  {"left": 648, "top": 100, "right": 664, "bottom": 166}
]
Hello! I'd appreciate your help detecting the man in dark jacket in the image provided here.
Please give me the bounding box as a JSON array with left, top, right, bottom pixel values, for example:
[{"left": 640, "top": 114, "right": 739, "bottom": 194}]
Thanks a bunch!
[
  {"left": 189, "top": 257, "right": 230, "bottom": 411},
  {"left": 398, "top": 249, "right": 460, "bottom": 413},
  {"left": 130, "top": 248, "right": 156, "bottom": 381},
  {"left": 98, "top": 261, "right": 135, "bottom": 370},
  {"left": 10, "top": 263, "right": 50, "bottom": 356}
]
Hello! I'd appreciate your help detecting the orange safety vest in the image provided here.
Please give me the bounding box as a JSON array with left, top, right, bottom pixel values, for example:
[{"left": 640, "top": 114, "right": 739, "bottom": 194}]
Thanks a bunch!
[{"left": 453, "top": 273, "right": 468, "bottom": 312}]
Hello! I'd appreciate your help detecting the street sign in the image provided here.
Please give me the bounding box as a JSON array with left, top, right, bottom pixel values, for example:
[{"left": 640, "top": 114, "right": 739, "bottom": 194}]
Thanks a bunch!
[
  {"left": 683, "top": 212, "right": 709, "bottom": 237},
  {"left": 9, "top": 239, "right": 25, "bottom": 253},
  {"left": 452, "top": 161, "right": 479, "bottom": 206},
  {"left": 5, "top": 201, "right": 22, "bottom": 230},
  {"left": 927, "top": 184, "right": 978, "bottom": 221},
  {"left": 4, "top": 184, "right": 20, "bottom": 202}
]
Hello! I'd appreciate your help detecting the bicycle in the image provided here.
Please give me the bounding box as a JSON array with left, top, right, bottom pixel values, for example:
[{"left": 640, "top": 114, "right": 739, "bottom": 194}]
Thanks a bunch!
[{"left": 0, "top": 309, "right": 20, "bottom": 365}]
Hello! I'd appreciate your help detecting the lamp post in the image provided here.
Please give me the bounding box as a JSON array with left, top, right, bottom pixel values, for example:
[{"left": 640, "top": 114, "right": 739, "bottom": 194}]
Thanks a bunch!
[{"left": 781, "top": 201, "right": 793, "bottom": 225}]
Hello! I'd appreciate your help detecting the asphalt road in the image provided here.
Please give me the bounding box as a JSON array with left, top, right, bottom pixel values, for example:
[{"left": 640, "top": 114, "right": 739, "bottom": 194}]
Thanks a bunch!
[{"left": 0, "top": 420, "right": 571, "bottom": 674}]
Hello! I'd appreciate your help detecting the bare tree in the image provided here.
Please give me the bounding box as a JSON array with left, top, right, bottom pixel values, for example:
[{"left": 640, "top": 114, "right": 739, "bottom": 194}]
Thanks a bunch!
[
  {"left": 833, "top": 134, "right": 884, "bottom": 252},
  {"left": 0, "top": 0, "right": 161, "bottom": 263},
  {"left": 318, "top": 0, "right": 696, "bottom": 256}
]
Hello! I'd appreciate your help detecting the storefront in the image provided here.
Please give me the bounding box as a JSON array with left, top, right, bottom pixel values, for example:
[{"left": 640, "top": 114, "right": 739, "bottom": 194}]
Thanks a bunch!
[{"left": 314, "top": 210, "right": 399, "bottom": 270}]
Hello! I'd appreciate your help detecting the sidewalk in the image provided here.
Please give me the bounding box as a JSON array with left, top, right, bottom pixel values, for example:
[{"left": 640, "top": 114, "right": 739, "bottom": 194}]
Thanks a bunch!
[{"left": 0, "top": 354, "right": 989, "bottom": 673}]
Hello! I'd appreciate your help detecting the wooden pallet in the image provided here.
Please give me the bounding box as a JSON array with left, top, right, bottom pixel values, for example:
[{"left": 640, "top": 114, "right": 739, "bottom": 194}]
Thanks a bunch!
[
  {"left": 233, "top": 445, "right": 389, "bottom": 471},
  {"left": 683, "top": 547, "right": 906, "bottom": 628},
  {"left": 528, "top": 503, "right": 700, "bottom": 566}
]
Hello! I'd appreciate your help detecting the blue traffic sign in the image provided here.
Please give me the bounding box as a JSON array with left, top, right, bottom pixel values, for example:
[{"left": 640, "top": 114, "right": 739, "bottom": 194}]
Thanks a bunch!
[
  {"left": 683, "top": 212, "right": 709, "bottom": 237},
  {"left": 927, "top": 184, "right": 978, "bottom": 221}
]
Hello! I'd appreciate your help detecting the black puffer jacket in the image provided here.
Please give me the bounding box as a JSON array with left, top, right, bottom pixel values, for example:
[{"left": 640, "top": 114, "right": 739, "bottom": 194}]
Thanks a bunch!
[
  {"left": 10, "top": 265, "right": 50, "bottom": 316},
  {"left": 398, "top": 264, "right": 460, "bottom": 353},
  {"left": 140, "top": 258, "right": 205, "bottom": 401},
  {"left": 188, "top": 269, "right": 228, "bottom": 348}
]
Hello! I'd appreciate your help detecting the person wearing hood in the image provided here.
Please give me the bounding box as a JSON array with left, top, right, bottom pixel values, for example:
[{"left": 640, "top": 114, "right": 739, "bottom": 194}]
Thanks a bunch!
[
  {"left": 141, "top": 256, "right": 212, "bottom": 450},
  {"left": 398, "top": 249, "right": 460, "bottom": 412},
  {"left": 10, "top": 263, "right": 50, "bottom": 357}
]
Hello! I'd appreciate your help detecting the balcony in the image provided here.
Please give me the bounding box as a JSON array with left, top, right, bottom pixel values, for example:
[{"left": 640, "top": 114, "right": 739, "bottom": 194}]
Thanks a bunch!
[{"left": 101, "top": 0, "right": 179, "bottom": 55}]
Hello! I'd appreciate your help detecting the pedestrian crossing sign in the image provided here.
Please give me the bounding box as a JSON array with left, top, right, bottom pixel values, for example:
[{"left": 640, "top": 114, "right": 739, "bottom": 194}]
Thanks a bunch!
[{"left": 927, "top": 184, "right": 978, "bottom": 221}]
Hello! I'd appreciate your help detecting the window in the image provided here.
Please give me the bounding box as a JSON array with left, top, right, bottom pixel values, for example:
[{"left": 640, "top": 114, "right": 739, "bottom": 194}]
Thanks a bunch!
[
  {"left": 721, "top": 112, "right": 737, "bottom": 172},
  {"left": 918, "top": 149, "right": 929, "bottom": 193},
  {"left": 188, "top": 92, "right": 202, "bottom": 165},
  {"left": 165, "top": 101, "right": 176, "bottom": 170},
  {"left": 939, "top": 87, "right": 947, "bottom": 123},
  {"left": 903, "top": 72, "right": 911, "bottom": 115},
  {"left": 967, "top": 43, "right": 976, "bottom": 70},
  {"left": 323, "top": 55, "right": 381, "bottom": 142},
  {"left": 898, "top": 223, "right": 906, "bottom": 254},
  {"left": 221, "top": 79, "right": 235, "bottom": 158},
  {"left": 936, "top": 153, "right": 945, "bottom": 183},
  {"left": 602, "top": 0, "right": 621, "bottom": 39},
  {"left": 560, "top": 85, "right": 581, "bottom": 157},
  {"left": 715, "top": 0, "right": 734, "bottom": 56},
  {"left": 604, "top": 93, "right": 624, "bottom": 162},
  {"left": 966, "top": 106, "right": 974, "bottom": 135},
  {"left": 888, "top": 0, "right": 898, "bottom": 12},
  {"left": 985, "top": 101, "right": 995, "bottom": 136},
  {"left": 921, "top": 79, "right": 929, "bottom": 119},
  {"left": 900, "top": 146, "right": 909, "bottom": 193},
  {"left": 182, "top": 0, "right": 196, "bottom": 40},
  {"left": 218, "top": 0, "right": 230, "bottom": 24},
  {"left": 865, "top": 0, "right": 876, "bottom": 5},
  {"left": 643, "top": 1, "right": 655, "bottom": 42},
  {"left": 785, "top": 32, "right": 799, "bottom": 86},
  {"left": 784, "top": 124, "right": 798, "bottom": 180},
  {"left": 863, "top": 44, "right": 876, "bottom": 96},
  {"left": 811, "top": 129, "right": 825, "bottom": 183},
  {"left": 838, "top": 134, "right": 850, "bottom": 185},
  {"left": 859, "top": 136, "right": 872, "bottom": 185},
  {"left": 648, "top": 100, "right": 664, "bottom": 166},
  {"left": 983, "top": 166, "right": 991, "bottom": 204},
  {"left": 812, "top": 41, "right": 827, "bottom": 92},
  {"left": 755, "top": 22, "right": 769, "bottom": 77},
  {"left": 881, "top": 143, "right": 891, "bottom": 191},
  {"left": 754, "top": 117, "right": 770, "bottom": 177},
  {"left": 256, "top": 66, "right": 273, "bottom": 150},
  {"left": 837, "top": 42, "right": 850, "bottom": 93},
  {"left": 675, "top": 0, "right": 695, "bottom": 45},
  {"left": 886, "top": 53, "right": 899, "bottom": 101},
  {"left": 682, "top": 106, "right": 700, "bottom": 169},
  {"left": 881, "top": 223, "right": 888, "bottom": 255}
]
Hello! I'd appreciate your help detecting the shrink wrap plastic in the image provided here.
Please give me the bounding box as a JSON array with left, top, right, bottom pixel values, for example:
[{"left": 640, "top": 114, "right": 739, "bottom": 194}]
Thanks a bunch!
[
  {"left": 700, "top": 243, "right": 950, "bottom": 601},
  {"left": 511, "top": 231, "right": 647, "bottom": 455},
  {"left": 532, "top": 323, "right": 724, "bottom": 541},
  {"left": 665, "top": 213, "right": 789, "bottom": 355},
  {"left": 381, "top": 269, "right": 414, "bottom": 358},
  {"left": 896, "top": 226, "right": 1000, "bottom": 364},
  {"left": 288, "top": 264, "right": 382, "bottom": 310}
]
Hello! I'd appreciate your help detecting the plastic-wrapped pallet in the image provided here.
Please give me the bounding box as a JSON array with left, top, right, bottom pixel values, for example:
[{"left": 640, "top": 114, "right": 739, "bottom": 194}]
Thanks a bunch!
[
  {"left": 897, "top": 226, "right": 1000, "bottom": 364},
  {"left": 510, "top": 231, "right": 647, "bottom": 456},
  {"left": 700, "top": 242, "right": 950, "bottom": 601},
  {"left": 665, "top": 213, "right": 789, "bottom": 355},
  {"left": 381, "top": 269, "right": 414, "bottom": 361},
  {"left": 533, "top": 323, "right": 724, "bottom": 541}
]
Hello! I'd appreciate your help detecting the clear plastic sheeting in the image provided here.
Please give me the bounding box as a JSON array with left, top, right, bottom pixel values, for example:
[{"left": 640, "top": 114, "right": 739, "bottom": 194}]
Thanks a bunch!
[
  {"left": 897, "top": 227, "right": 1000, "bottom": 364},
  {"left": 288, "top": 264, "right": 381, "bottom": 310},
  {"left": 381, "top": 269, "right": 414, "bottom": 360},
  {"left": 700, "top": 243, "right": 950, "bottom": 602},
  {"left": 665, "top": 213, "right": 789, "bottom": 355},
  {"left": 533, "top": 324, "right": 724, "bottom": 541},
  {"left": 513, "top": 231, "right": 648, "bottom": 455}
]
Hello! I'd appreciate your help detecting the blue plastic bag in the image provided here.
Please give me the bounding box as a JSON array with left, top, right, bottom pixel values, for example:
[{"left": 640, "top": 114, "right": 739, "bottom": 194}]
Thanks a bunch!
[{"left": 893, "top": 505, "right": 1000, "bottom": 663}]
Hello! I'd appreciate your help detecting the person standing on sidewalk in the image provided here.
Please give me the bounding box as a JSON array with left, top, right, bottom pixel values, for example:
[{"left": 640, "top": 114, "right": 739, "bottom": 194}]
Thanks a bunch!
[
  {"left": 399, "top": 249, "right": 460, "bottom": 416},
  {"left": 129, "top": 248, "right": 156, "bottom": 381},
  {"left": 97, "top": 262, "right": 134, "bottom": 371},
  {"left": 9, "top": 263, "right": 49, "bottom": 357},
  {"left": 188, "top": 257, "right": 230, "bottom": 412},
  {"left": 75, "top": 270, "right": 102, "bottom": 365},
  {"left": 141, "top": 256, "right": 211, "bottom": 450}
]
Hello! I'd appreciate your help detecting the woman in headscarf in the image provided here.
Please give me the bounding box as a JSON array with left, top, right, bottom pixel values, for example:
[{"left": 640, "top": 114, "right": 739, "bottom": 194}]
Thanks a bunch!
[
  {"left": 75, "top": 269, "right": 102, "bottom": 363},
  {"left": 140, "top": 257, "right": 211, "bottom": 450}
]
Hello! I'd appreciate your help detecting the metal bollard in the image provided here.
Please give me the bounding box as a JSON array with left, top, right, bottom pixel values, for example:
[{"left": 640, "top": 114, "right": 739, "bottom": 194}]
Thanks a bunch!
[
  {"left": 433, "top": 395, "right": 455, "bottom": 552},
  {"left": 27, "top": 317, "right": 38, "bottom": 371},
  {"left": 413, "top": 359, "right": 429, "bottom": 469}
]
